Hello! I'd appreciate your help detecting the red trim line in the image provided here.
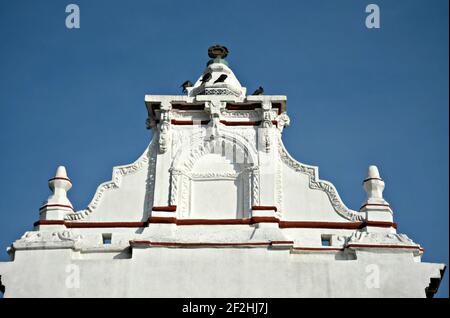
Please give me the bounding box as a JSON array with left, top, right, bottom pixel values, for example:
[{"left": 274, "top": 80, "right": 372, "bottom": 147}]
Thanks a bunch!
[
  {"left": 148, "top": 217, "right": 177, "bottom": 224},
  {"left": 66, "top": 222, "right": 146, "bottom": 228},
  {"left": 33, "top": 219, "right": 397, "bottom": 230},
  {"left": 39, "top": 204, "right": 75, "bottom": 212},
  {"left": 149, "top": 218, "right": 397, "bottom": 229},
  {"left": 148, "top": 217, "right": 280, "bottom": 225},
  {"left": 347, "top": 244, "right": 421, "bottom": 250},
  {"left": 48, "top": 177, "right": 72, "bottom": 183},
  {"left": 363, "top": 177, "right": 383, "bottom": 183},
  {"left": 359, "top": 203, "right": 391, "bottom": 210},
  {"left": 279, "top": 221, "right": 362, "bottom": 229},
  {"left": 171, "top": 104, "right": 205, "bottom": 110},
  {"left": 225, "top": 103, "right": 283, "bottom": 115},
  {"left": 279, "top": 220, "right": 397, "bottom": 229},
  {"left": 252, "top": 206, "right": 278, "bottom": 212},
  {"left": 271, "top": 241, "right": 294, "bottom": 245},
  {"left": 293, "top": 247, "right": 344, "bottom": 251},
  {"left": 130, "top": 240, "right": 293, "bottom": 248},
  {"left": 225, "top": 103, "right": 262, "bottom": 111},
  {"left": 171, "top": 119, "right": 210, "bottom": 125},
  {"left": 34, "top": 220, "right": 148, "bottom": 228},
  {"left": 364, "top": 221, "right": 396, "bottom": 228},
  {"left": 152, "top": 205, "right": 177, "bottom": 212},
  {"left": 220, "top": 120, "right": 261, "bottom": 126},
  {"left": 174, "top": 218, "right": 250, "bottom": 225},
  {"left": 131, "top": 240, "right": 271, "bottom": 247},
  {"left": 34, "top": 220, "right": 65, "bottom": 227}
]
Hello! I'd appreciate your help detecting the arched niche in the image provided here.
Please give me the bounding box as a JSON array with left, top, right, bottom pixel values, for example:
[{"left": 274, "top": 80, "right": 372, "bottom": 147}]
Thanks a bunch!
[{"left": 170, "top": 134, "right": 258, "bottom": 219}]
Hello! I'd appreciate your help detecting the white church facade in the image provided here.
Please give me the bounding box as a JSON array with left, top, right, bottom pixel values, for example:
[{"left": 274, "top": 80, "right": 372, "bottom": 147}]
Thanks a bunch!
[{"left": 0, "top": 46, "right": 445, "bottom": 297}]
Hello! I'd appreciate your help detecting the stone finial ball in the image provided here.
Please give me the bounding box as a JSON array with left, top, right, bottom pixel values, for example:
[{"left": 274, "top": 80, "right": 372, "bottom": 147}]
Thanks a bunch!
[{"left": 208, "top": 45, "right": 229, "bottom": 59}]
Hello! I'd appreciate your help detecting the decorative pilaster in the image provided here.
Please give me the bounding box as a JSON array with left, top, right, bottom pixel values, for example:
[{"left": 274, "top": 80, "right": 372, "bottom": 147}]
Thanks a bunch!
[
  {"left": 158, "top": 101, "right": 172, "bottom": 154},
  {"left": 259, "top": 101, "right": 273, "bottom": 153},
  {"left": 251, "top": 167, "right": 260, "bottom": 206}
]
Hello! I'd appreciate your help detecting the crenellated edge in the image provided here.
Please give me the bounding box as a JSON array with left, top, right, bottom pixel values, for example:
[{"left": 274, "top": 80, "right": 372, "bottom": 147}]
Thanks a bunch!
[{"left": 277, "top": 137, "right": 364, "bottom": 221}]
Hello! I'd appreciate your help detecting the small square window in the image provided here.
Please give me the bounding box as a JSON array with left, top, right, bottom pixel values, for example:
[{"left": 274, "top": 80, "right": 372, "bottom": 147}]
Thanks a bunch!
[
  {"left": 321, "top": 235, "right": 331, "bottom": 246},
  {"left": 102, "top": 233, "right": 112, "bottom": 245}
]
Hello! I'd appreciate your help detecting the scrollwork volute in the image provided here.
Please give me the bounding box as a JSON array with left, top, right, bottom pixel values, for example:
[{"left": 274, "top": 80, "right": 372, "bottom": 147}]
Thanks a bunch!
[{"left": 277, "top": 137, "right": 364, "bottom": 221}]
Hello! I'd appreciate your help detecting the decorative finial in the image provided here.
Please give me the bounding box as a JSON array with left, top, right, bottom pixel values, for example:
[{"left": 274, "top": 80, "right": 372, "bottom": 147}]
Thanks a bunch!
[
  {"left": 362, "top": 165, "right": 389, "bottom": 207},
  {"left": 360, "top": 165, "right": 394, "bottom": 230},
  {"left": 39, "top": 166, "right": 74, "bottom": 221},
  {"left": 207, "top": 45, "right": 229, "bottom": 67},
  {"left": 208, "top": 45, "right": 229, "bottom": 59}
]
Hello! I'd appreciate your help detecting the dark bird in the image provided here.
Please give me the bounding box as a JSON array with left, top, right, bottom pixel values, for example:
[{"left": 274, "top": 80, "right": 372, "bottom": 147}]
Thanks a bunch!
[
  {"left": 200, "top": 73, "right": 212, "bottom": 84},
  {"left": 214, "top": 74, "right": 228, "bottom": 84},
  {"left": 252, "top": 86, "right": 264, "bottom": 95},
  {"left": 180, "top": 80, "right": 193, "bottom": 93}
]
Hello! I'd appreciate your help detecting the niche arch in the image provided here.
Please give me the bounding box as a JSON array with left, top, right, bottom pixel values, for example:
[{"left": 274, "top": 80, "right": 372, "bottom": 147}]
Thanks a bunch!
[{"left": 170, "top": 131, "right": 259, "bottom": 219}]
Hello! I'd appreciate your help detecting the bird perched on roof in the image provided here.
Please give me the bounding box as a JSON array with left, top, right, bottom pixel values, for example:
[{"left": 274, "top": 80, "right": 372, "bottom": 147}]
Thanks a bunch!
[
  {"left": 180, "top": 80, "right": 193, "bottom": 93},
  {"left": 214, "top": 74, "right": 228, "bottom": 84},
  {"left": 200, "top": 73, "right": 212, "bottom": 84},
  {"left": 252, "top": 86, "right": 264, "bottom": 95}
]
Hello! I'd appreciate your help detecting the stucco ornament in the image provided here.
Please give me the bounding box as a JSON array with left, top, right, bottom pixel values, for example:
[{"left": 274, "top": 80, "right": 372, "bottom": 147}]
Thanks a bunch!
[
  {"left": 346, "top": 232, "right": 421, "bottom": 250},
  {"left": 13, "top": 230, "right": 83, "bottom": 250}
]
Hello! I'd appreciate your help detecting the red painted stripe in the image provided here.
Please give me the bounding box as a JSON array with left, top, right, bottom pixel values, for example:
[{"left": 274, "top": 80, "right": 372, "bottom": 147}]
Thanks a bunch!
[
  {"left": 364, "top": 221, "right": 397, "bottom": 228},
  {"left": 279, "top": 220, "right": 397, "bottom": 229},
  {"left": 33, "top": 218, "right": 397, "bottom": 230},
  {"left": 48, "top": 177, "right": 72, "bottom": 183},
  {"left": 171, "top": 119, "right": 210, "bottom": 125},
  {"left": 66, "top": 222, "right": 147, "bottom": 228},
  {"left": 174, "top": 218, "right": 251, "bottom": 225},
  {"left": 347, "top": 244, "right": 421, "bottom": 250},
  {"left": 279, "top": 221, "right": 362, "bottom": 229},
  {"left": 225, "top": 103, "right": 262, "bottom": 111},
  {"left": 148, "top": 217, "right": 280, "bottom": 225},
  {"left": 33, "top": 220, "right": 65, "bottom": 227},
  {"left": 130, "top": 240, "right": 272, "bottom": 247},
  {"left": 148, "top": 217, "right": 177, "bottom": 224},
  {"left": 171, "top": 104, "right": 205, "bottom": 110},
  {"left": 152, "top": 205, "right": 177, "bottom": 212},
  {"left": 271, "top": 241, "right": 294, "bottom": 245},
  {"left": 251, "top": 217, "right": 279, "bottom": 223},
  {"left": 39, "top": 204, "right": 75, "bottom": 212},
  {"left": 220, "top": 120, "right": 261, "bottom": 126},
  {"left": 293, "top": 247, "right": 344, "bottom": 251},
  {"left": 252, "top": 206, "right": 278, "bottom": 212},
  {"left": 34, "top": 220, "right": 147, "bottom": 228},
  {"left": 363, "top": 177, "right": 383, "bottom": 183},
  {"left": 359, "top": 203, "right": 391, "bottom": 210}
]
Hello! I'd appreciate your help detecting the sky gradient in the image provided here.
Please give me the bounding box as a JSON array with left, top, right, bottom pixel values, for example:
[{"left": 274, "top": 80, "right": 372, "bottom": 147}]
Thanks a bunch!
[{"left": 0, "top": 0, "right": 448, "bottom": 297}]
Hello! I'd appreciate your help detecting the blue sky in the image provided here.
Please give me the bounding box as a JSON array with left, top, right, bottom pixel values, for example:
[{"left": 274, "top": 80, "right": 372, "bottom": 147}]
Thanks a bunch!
[{"left": 0, "top": 0, "right": 448, "bottom": 297}]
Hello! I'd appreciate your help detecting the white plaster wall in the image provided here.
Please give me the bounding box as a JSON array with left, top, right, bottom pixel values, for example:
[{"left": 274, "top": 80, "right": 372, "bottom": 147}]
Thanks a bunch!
[
  {"left": 191, "top": 180, "right": 241, "bottom": 218},
  {"left": 281, "top": 163, "right": 348, "bottom": 222},
  {"left": 85, "top": 167, "right": 150, "bottom": 222},
  {"left": 0, "top": 248, "right": 443, "bottom": 298}
]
